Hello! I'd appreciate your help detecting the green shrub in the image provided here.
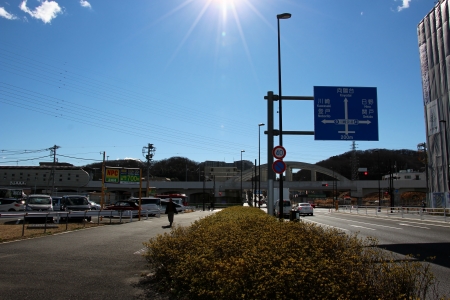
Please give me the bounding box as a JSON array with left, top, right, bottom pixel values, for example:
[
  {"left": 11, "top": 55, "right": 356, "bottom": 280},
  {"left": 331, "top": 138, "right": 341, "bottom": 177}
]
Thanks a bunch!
[{"left": 143, "top": 206, "right": 440, "bottom": 299}]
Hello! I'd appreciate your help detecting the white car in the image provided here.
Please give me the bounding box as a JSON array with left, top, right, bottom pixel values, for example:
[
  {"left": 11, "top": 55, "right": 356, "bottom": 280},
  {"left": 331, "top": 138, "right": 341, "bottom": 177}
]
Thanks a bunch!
[
  {"left": 293, "top": 203, "right": 314, "bottom": 216},
  {"left": 88, "top": 200, "right": 101, "bottom": 210},
  {"left": 0, "top": 198, "right": 25, "bottom": 211},
  {"left": 274, "top": 199, "right": 292, "bottom": 218}
]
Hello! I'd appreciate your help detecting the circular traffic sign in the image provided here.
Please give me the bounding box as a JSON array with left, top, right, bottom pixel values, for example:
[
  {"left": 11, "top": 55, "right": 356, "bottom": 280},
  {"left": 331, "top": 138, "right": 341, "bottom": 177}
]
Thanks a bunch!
[
  {"left": 272, "top": 145, "right": 286, "bottom": 159},
  {"left": 272, "top": 159, "right": 286, "bottom": 174}
]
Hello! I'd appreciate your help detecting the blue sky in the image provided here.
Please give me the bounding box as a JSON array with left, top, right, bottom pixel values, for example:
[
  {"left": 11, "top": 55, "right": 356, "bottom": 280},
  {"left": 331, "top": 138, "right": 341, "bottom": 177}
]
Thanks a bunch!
[{"left": 0, "top": 0, "right": 434, "bottom": 168}]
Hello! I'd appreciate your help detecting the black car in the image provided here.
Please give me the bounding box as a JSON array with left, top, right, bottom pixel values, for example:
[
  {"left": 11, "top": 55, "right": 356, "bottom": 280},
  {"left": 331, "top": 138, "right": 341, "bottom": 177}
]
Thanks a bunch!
[{"left": 60, "top": 195, "right": 92, "bottom": 221}]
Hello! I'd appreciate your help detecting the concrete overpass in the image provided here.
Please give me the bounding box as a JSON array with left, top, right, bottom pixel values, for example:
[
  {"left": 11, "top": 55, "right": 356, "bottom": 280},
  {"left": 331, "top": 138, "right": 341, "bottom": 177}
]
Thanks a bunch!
[{"left": 78, "top": 161, "right": 426, "bottom": 205}]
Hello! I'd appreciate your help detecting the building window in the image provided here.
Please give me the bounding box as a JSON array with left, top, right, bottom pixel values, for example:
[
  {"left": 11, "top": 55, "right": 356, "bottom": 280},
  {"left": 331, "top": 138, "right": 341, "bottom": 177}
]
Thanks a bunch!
[
  {"left": 76, "top": 175, "right": 79, "bottom": 178},
  {"left": 405, "top": 175, "right": 411, "bottom": 179},
  {"left": 59, "top": 179, "right": 62, "bottom": 182},
  {"left": 67, "top": 178, "right": 71, "bottom": 180}
]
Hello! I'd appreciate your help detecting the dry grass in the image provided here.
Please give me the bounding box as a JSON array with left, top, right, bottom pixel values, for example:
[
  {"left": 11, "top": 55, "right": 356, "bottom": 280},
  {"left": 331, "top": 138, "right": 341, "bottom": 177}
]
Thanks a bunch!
[{"left": 0, "top": 218, "right": 130, "bottom": 243}]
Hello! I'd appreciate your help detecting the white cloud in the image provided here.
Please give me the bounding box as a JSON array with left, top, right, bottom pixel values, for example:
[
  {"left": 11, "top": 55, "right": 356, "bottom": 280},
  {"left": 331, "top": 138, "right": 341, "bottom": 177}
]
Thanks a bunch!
[
  {"left": 0, "top": 7, "right": 17, "bottom": 20},
  {"left": 397, "top": 0, "right": 411, "bottom": 12},
  {"left": 19, "top": 0, "right": 62, "bottom": 24},
  {"left": 80, "top": 0, "right": 91, "bottom": 9}
]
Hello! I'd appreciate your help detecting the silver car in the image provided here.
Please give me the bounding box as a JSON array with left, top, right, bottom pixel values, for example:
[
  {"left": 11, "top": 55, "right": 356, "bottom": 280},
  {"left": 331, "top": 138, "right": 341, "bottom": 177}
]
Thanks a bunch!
[{"left": 293, "top": 202, "right": 314, "bottom": 216}]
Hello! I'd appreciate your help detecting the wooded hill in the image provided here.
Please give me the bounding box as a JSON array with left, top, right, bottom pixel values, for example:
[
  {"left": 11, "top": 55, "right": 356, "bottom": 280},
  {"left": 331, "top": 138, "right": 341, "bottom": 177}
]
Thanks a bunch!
[{"left": 83, "top": 149, "right": 426, "bottom": 182}]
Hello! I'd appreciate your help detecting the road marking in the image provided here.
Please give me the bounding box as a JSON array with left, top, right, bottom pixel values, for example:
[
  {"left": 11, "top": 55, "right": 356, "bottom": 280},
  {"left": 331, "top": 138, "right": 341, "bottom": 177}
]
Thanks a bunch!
[
  {"left": 350, "top": 225, "right": 376, "bottom": 230},
  {"left": 303, "top": 219, "right": 350, "bottom": 233},
  {"left": 134, "top": 248, "right": 147, "bottom": 255},
  {"left": 326, "top": 216, "right": 402, "bottom": 230},
  {"left": 398, "top": 223, "right": 430, "bottom": 229}
]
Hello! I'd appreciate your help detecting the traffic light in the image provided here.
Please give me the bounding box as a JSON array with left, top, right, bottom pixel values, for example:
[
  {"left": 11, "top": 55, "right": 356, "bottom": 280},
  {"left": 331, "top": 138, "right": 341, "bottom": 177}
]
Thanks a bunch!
[{"left": 364, "top": 171, "right": 368, "bottom": 176}]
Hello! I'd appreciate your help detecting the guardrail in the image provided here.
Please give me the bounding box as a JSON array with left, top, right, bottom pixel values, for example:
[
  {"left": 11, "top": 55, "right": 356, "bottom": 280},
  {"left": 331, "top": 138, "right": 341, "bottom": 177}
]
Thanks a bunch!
[
  {"left": 0, "top": 208, "right": 161, "bottom": 236},
  {"left": 334, "top": 205, "right": 449, "bottom": 222}
]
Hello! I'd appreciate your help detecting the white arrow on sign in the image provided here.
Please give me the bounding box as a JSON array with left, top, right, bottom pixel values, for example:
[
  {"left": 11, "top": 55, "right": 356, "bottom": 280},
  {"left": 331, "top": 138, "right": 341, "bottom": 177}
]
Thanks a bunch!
[{"left": 319, "top": 98, "right": 372, "bottom": 135}]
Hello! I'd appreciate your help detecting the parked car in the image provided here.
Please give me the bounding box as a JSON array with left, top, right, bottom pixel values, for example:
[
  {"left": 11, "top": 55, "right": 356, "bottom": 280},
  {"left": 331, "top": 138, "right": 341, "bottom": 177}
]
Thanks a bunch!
[
  {"left": 104, "top": 200, "right": 140, "bottom": 212},
  {"left": 60, "top": 195, "right": 92, "bottom": 221},
  {"left": 293, "top": 202, "right": 314, "bottom": 216},
  {"left": 130, "top": 197, "right": 161, "bottom": 215},
  {"left": 274, "top": 199, "right": 292, "bottom": 218},
  {"left": 25, "top": 194, "right": 53, "bottom": 211},
  {"left": 88, "top": 200, "right": 101, "bottom": 210},
  {"left": 160, "top": 199, "right": 185, "bottom": 213},
  {"left": 0, "top": 198, "right": 25, "bottom": 211},
  {"left": 25, "top": 194, "right": 53, "bottom": 222},
  {"left": 52, "top": 197, "right": 62, "bottom": 211}
]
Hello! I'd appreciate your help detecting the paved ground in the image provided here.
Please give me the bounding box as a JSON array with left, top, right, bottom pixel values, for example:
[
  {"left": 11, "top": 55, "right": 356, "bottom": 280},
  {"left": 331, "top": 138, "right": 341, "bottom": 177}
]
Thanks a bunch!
[{"left": 0, "top": 209, "right": 217, "bottom": 300}]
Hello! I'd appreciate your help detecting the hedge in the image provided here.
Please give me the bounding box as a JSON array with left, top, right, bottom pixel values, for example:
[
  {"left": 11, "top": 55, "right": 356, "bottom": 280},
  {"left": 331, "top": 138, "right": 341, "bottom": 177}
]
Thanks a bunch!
[{"left": 143, "top": 206, "right": 441, "bottom": 300}]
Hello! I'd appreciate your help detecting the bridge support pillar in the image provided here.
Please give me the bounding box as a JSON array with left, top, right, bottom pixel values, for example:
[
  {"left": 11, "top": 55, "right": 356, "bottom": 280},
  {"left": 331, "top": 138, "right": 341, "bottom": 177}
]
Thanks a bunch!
[{"left": 311, "top": 170, "right": 317, "bottom": 181}]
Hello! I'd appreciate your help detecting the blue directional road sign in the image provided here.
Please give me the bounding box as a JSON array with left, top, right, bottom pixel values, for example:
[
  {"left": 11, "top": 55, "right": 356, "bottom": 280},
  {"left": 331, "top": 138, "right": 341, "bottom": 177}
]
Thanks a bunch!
[{"left": 314, "top": 86, "right": 378, "bottom": 141}]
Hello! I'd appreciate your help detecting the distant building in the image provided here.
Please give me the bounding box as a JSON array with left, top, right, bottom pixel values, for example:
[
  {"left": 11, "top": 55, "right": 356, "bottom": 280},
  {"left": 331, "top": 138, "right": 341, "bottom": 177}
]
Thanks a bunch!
[
  {"left": 418, "top": 0, "right": 450, "bottom": 194},
  {"left": 382, "top": 169, "right": 424, "bottom": 181},
  {"left": 203, "top": 160, "right": 254, "bottom": 182}
]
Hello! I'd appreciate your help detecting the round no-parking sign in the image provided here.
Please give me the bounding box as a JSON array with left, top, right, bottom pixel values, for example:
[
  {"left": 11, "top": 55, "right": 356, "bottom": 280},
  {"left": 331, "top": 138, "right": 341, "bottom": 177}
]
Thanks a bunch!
[
  {"left": 272, "top": 146, "right": 286, "bottom": 159},
  {"left": 272, "top": 159, "right": 286, "bottom": 174}
]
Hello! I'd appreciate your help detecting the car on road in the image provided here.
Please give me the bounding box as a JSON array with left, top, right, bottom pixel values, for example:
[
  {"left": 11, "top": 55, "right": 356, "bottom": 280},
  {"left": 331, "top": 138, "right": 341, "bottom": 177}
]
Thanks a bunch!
[
  {"left": 274, "top": 199, "right": 292, "bottom": 218},
  {"left": 293, "top": 202, "right": 314, "bottom": 216},
  {"left": 0, "top": 198, "right": 25, "bottom": 211}
]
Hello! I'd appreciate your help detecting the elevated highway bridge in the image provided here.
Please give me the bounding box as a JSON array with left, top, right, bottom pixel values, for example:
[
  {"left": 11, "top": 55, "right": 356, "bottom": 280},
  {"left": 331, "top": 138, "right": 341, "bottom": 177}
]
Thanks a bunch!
[{"left": 80, "top": 161, "right": 426, "bottom": 205}]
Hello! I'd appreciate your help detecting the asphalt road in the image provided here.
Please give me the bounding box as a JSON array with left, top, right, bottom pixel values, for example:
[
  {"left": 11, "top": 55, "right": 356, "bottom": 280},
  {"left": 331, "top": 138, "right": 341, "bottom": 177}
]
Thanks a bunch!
[
  {"left": 302, "top": 208, "right": 450, "bottom": 297},
  {"left": 2, "top": 207, "right": 449, "bottom": 299},
  {"left": 0, "top": 209, "right": 217, "bottom": 300}
]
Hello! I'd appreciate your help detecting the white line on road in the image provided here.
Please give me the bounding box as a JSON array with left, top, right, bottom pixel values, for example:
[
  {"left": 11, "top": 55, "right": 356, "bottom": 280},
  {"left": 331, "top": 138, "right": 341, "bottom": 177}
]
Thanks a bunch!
[
  {"left": 303, "top": 219, "right": 350, "bottom": 233},
  {"left": 350, "top": 225, "right": 376, "bottom": 230},
  {"left": 398, "top": 223, "right": 430, "bottom": 229},
  {"left": 326, "top": 216, "right": 403, "bottom": 230},
  {"left": 134, "top": 248, "right": 147, "bottom": 255}
]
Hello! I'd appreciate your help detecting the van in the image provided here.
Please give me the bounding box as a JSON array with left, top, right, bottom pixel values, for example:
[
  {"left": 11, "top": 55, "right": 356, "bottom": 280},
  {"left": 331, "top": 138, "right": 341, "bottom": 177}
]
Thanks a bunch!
[
  {"left": 274, "top": 199, "right": 292, "bottom": 218},
  {"left": 25, "top": 194, "right": 53, "bottom": 212},
  {"left": 25, "top": 194, "right": 53, "bottom": 222}
]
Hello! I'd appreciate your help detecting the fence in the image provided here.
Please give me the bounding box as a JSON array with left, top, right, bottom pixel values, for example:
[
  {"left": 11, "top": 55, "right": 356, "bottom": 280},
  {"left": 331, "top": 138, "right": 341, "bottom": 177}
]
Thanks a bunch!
[
  {"left": 0, "top": 208, "right": 161, "bottom": 236},
  {"left": 335, "top": 205, "right": 449, "bottom": 222}
]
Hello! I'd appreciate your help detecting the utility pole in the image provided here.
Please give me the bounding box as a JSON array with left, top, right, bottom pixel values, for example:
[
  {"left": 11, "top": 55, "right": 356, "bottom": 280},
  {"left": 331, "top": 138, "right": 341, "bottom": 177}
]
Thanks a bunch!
[
  {"left": 142, "top": 144, "right": 156, "bottom": 196},
  {"left": 351, "top": 141, "right": 359, "bottom": 180},
  {"left": 49, "top": 145, "right": 60, "bottom": 196},
  {"left": 101, "top": 151, "right": 106, "bottom": 208}
]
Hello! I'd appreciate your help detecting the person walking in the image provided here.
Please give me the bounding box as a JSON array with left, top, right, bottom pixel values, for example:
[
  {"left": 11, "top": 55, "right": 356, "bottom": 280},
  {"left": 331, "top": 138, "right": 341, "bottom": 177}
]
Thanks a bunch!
[{"left": 165, "top": 198, "right": 178, "bottom": 227}]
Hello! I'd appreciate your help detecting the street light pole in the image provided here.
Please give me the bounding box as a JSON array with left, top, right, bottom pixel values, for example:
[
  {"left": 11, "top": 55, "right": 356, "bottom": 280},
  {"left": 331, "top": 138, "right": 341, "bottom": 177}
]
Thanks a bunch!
[
  {"left": 376, "top": 150, "right": 381, "bottom": 211},
  {"left": 259, "top": 123, "right": 265, "bottom": 209},
  {"left": 241, "top": 150, "right": 245, "bottom": 204},
  {"left": 277, "top": 13, "right": 291, "bottom": 220}
]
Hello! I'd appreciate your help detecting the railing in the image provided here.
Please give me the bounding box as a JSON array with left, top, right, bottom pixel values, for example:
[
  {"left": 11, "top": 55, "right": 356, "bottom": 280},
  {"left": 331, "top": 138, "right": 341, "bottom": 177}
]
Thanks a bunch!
[
  {"left": 334, "top": 205, "right": 449, "bottom": 222},
  {"left": 0, "top": 208, "right": 161, "bottom": 236}
]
